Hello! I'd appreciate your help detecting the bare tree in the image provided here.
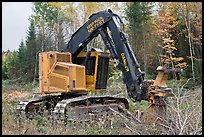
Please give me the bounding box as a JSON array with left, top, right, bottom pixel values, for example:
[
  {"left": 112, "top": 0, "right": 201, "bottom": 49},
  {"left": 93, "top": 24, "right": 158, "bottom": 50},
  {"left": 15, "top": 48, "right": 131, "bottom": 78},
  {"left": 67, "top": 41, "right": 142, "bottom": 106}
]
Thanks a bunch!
[{"left": 181, "top": 2, "right": 195, "bottom": 81}]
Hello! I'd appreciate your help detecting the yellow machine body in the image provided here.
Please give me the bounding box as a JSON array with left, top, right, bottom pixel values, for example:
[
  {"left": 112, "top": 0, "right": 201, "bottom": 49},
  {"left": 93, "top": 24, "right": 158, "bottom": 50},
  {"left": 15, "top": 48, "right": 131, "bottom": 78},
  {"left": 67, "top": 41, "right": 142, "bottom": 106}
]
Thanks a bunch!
[
  {"left": 39, "top": 51, "right": 86, "bottom": 93},
  {"left": 76, "top": 51, "right": 110, "bottom": 91},
  {"left": 39, "top": 51, "right": 110, "bottom": 94}
]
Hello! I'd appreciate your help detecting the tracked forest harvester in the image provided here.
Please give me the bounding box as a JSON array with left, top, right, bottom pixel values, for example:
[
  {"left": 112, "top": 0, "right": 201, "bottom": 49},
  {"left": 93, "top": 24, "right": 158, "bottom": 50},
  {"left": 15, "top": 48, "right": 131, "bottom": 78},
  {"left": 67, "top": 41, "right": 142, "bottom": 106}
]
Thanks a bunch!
[{"left": 16, "top": 9, "right": 181, "bottom": 126}]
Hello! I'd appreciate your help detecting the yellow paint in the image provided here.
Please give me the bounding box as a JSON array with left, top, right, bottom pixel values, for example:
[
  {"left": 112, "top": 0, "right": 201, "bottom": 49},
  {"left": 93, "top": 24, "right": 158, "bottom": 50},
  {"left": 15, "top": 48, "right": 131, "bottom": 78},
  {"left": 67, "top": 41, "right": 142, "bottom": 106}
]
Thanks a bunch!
[
  {"left": 39, "top": 51, "right": 109, "bottom": 94},
  {"left": 78, "top": 51, "right": 101, "bottom": 91},
  {"left": 39, "top": 52, "right": 86, "bottom": 93},
  {"left": 87, "top": 16, "right": 105, "bottom": 33},
  {"left": 121, "top": 53, "right": 129, "bottom": 72}
]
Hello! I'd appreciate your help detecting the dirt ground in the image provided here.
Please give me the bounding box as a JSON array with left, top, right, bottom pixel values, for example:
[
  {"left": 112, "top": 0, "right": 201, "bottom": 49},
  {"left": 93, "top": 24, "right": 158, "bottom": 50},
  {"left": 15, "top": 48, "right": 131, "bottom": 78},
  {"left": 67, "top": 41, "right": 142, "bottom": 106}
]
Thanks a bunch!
[
  {"left": 2, "top": 90, "right": 137, "bottom": 135},
  {"left": 7, "top": 91, "right": 31, "bottom": 101}
]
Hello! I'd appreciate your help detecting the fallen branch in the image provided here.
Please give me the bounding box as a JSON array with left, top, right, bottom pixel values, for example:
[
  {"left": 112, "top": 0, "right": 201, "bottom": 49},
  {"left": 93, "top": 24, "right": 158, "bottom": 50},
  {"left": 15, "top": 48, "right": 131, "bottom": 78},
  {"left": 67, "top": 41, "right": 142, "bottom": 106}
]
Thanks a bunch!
[
  {"left": 124, "top": 123, "right": 141, "bottom": 135},
  {"left": 108, "top": 105, "right": 141, "bottom": 125}
]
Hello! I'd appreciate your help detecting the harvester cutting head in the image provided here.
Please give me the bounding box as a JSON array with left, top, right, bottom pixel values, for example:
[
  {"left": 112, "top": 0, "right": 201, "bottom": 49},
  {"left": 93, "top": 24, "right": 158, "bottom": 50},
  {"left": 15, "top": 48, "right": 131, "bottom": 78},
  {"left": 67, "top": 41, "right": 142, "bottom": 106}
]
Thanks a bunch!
[{"left": 145, "top": 66, "right": 181, "bottom": 125}]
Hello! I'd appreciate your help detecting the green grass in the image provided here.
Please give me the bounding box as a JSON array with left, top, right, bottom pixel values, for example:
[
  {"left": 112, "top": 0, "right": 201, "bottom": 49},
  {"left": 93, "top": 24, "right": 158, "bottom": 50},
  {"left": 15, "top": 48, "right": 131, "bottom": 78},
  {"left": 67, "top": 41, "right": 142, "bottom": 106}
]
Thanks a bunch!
[{"left": 2, "top": 79, "right": 39, "bottom": 93}]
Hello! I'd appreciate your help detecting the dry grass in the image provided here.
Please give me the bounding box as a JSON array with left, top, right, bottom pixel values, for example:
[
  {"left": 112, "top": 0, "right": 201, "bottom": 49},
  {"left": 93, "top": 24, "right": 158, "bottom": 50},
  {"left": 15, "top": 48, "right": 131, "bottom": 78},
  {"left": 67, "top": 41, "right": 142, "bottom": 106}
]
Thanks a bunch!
[
  {"left": 161, "top": 86, "right": 202, "bottom": 135},
  {"left": 2, "top": 80, "right": 202, "bottom": 135}
]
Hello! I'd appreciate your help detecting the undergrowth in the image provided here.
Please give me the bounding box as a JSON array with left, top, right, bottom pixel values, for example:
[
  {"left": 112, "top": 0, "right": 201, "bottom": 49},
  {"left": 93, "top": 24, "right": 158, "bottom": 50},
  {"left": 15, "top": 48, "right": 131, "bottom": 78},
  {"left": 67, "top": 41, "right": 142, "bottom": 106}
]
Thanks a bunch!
[{"left": 2, "top": 76, "right": 202, "bottom": 135}]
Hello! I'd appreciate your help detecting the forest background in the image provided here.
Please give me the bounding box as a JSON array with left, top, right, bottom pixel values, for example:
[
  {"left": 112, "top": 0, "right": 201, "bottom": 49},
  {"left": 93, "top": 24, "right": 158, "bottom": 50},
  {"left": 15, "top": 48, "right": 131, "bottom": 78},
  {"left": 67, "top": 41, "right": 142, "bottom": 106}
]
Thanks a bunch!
[
  {"left": 2, "top": 2, "right": 202, "bottom": 84},
  {"left": 2, "top": 2, "right": 202, "bottom": 135}
]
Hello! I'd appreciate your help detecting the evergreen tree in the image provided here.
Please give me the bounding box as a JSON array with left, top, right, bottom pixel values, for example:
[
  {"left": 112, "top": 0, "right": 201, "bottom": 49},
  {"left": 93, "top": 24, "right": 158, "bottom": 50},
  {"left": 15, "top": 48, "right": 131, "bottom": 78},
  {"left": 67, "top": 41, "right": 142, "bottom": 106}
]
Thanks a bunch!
[
  {"left": 31, "top": 2, "right": 69, "bottom": 52},
  {"left": 17, "top": 40, "right": 27, "bottom": 82},
  {"left": 125, "top": 2, "right": 155, "bottom": 73},
  {"left": 2, "top": 60, "right": 8, "bottom": 80},
  {"left": 25, "top": 20, "right": 37, "bottom": 83}
]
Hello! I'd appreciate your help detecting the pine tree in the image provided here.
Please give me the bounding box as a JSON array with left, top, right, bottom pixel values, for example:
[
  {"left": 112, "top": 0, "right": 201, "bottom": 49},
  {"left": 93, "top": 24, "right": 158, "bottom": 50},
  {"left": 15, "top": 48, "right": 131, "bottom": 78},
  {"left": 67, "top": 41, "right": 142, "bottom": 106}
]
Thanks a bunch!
[
  {"left": 25, "top": 20, "right": 37, "bottom": 83},
  {"left": 17, "top": 40, "right": 27, "bottom": 82},
  {"left": 2, "top": 59, "right": 8, "bottom": 80},
  {"left": 125, "top": 2, "right": 154, "bottom": 73}
]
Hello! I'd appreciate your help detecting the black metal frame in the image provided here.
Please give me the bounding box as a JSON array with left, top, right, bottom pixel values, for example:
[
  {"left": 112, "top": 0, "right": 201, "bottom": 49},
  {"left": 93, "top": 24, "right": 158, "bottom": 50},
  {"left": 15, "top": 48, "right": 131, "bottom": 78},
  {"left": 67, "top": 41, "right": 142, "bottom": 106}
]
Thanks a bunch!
[{"left": 66, "top": 9, "right": 145, "bottom": 101}]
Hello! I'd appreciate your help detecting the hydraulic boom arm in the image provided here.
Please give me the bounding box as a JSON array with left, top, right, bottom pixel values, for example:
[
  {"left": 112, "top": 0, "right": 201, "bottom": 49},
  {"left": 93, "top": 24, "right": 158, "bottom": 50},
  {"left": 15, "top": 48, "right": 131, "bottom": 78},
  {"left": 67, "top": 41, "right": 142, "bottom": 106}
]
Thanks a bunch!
[{"left": 65, "top": 9, "right": 146, "bottom": 102}]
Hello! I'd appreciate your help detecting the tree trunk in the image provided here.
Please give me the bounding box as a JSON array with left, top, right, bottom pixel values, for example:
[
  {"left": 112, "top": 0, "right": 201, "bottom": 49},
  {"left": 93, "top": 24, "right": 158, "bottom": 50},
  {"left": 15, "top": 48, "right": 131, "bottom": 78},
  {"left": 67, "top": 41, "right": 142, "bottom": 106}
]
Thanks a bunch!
[
  {"left": 182, "top": 3, "right": 195, "bottom": 81},
  {"left": 41, "top": 26, "right": 44, "bottom": 52},
  {"left": 143, "top": 28, "right": 147, "bottom": 73}
]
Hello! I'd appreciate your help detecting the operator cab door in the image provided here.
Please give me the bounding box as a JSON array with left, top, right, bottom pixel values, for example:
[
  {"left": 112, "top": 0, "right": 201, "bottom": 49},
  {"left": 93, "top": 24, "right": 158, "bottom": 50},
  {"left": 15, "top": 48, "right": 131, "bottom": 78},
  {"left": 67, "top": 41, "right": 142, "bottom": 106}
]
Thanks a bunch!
[{"left": 75, "top": 49, "right": 110, "bottom": 91}]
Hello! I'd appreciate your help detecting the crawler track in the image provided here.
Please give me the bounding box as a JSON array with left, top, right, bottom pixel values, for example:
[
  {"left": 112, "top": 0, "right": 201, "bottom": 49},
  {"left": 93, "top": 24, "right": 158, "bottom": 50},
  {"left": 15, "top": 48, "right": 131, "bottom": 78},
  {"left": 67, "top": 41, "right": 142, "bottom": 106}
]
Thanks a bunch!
[
  {"left": 53, "top": 95, "right": 129, "bottom": 122},
  {"left": 16, "top": 94, "right": 141, "bottom": 125}
]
